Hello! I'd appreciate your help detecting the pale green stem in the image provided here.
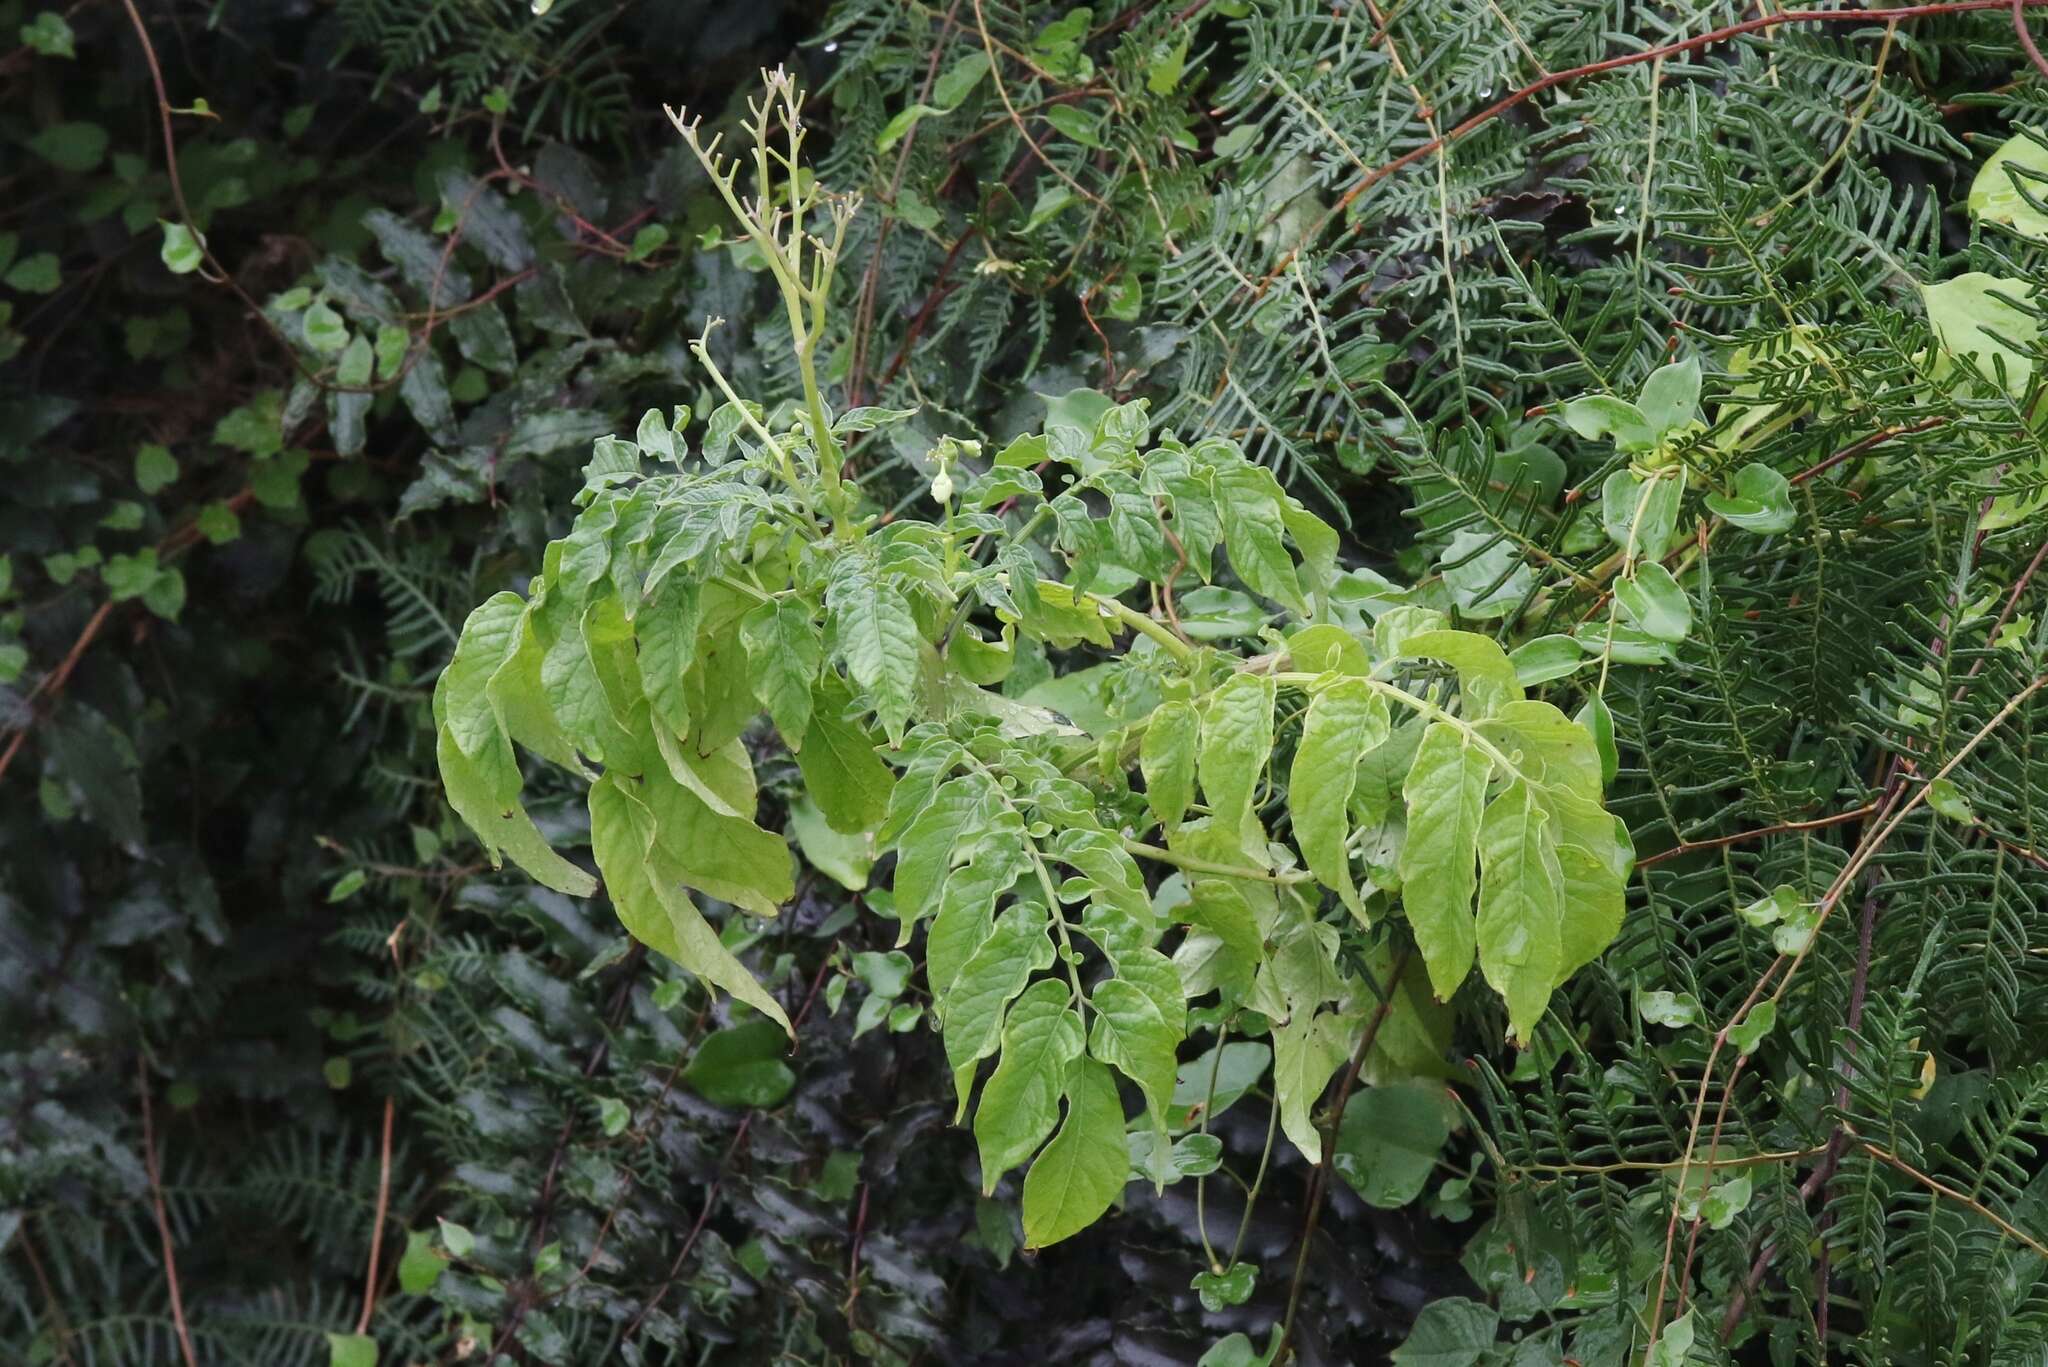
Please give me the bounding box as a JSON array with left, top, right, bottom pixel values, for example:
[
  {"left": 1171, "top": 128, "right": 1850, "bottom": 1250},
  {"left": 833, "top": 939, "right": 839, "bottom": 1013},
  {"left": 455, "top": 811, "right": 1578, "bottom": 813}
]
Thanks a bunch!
[
  {"left": 939, "top": 503, "right": 1054, "bottom": 647},
  {"left": 1195, "top": 1026, "right": 1228, "bottom": 1272},
  {"left": 1120, "top": 835, "right": 1313, "bottom": 885},
  {"left": 966, "top": 752, "right": 1090, "bottom": 1018},
  {"left": 1076, "top": 588, "right": 1194, "bottom": 663},
  {"left": 711, "top": 573, "right": 776, "bottom": 604},
  {"left": 1268, "top": 671, "right": 1530, "bottom": 784},
  {"left": 1225, "top": 1088, "right": 1282, "bottom": 1268},
  {"left": 689, "top": 334, "right": 821, "bottom": 533}
]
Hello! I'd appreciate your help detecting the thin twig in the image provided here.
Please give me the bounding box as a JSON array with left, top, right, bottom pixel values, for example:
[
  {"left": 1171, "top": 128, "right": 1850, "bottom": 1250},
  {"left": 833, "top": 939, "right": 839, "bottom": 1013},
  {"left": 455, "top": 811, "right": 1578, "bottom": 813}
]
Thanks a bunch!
[
  {"left": 118, "top": 0, "right": 330, "bottom": 386},
  {"left": 484, "top": 947, "right": 644, "bottom": 1359},
  {"left": 1636, "top": 802, "right": 1879, "bottom": 868},
  {"left": 970, "top": 0, "right": 1102, "bottom": 209},
  {"left": 0, "top": 488, "right": 258, "bottom": 784},
  {"left": 138, "top": 1057, "right": 199, "bottom": 1367},
  {"left": 1790, "top": 417, "right": 1945, "bottom": 485},
  {"left": 355, "top": 1097, "right": 397, "bottom": 1335},
  {"left": 14, "top": 1224, "right": 79, "bottom": 1366},
  {"left": 876, "top": 228, "right": 981, "bottom": 391},
  {"left": 621, "top": 1115, "right": 754, "bottom": 1341},
  {"left": 843, "top": 1181, "right": 872, "bottom": 1318},
  {"left": 1717, "top": 529, "right": 2044, "bottom": 1338},
  {"left": 1860, "top": 1138, "right": 2048, "bottom": 1256},
  {"left": 848, "top": 0, "right": 967, "bottom": 405},
  {"left": 1274, "top": 947, "right": 1412, "bottom": 1361},
  {"left": 1256, "top": 1, "right": 2048, "bottom": 293},
  {"left": 622, "top": 954, "right": 837, "bottom": 1344},
  {"left": 2017, "top": 0, "right": 2048, "bottom": 80},
  {"left": 1648, "top": 671, "right": 2048, "bottom": 1344}
]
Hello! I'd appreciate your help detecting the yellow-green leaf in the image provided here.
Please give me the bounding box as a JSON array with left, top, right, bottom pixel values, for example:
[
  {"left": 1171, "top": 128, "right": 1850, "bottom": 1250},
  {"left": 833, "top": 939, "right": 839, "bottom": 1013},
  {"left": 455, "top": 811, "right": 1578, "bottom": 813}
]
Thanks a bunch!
[
  {"left": 1399, "top": 722, "right": 1489, "bottom": 1000},
  {"left": 975, "top": 979, "right": 1085, "bottom": 1187},
  {"left": 1140, "top": 700, "right": 1198, "bottom": 829},
  {"left": 1476, "top": 781, "right": 1563, "bottom": 1044},
  {"left": 1289, "top": 678, "right": 1388, "bottom": 919},
  {"left": 589, "top": 774, "right": 789, "bottom": 1034},
  {"left": 740, "top": 597, "right": 821, "bottom": 750},
  {"left": 1969, "top": 129, "right": 2048, "bottom": 239},
  {"left": 436, "top": 728, "right": 596, "bottom": 897},
  {"left": 1085, "top": 978, "right": 1177, "bottom": 1124},
  {"left": 1198, "top": 673, "right": 1274, "bottom": 845},
  {"left": 1021, "top": 1057, "right": 1128, "bottom": 1247}
]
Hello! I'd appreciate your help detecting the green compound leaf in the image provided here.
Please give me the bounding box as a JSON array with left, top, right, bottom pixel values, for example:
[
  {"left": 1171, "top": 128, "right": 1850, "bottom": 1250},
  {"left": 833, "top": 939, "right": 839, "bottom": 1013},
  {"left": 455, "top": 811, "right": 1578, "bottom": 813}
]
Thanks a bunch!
[
  {"left": 1399, "top": 722, "right": 1489, "bottom": 1001},
  {"left": 797, "top": 674, "right": 893, "bottom": 834},
  {"left": 1397, "top": 629, "right": 1522, "bottom": 718},
  {"left": 637, "top": 760, "right": 791, "bottom": 920},
  {"left": 893, "top": 773, "right": 994, "bottom": 932},
  {"left": 1289, "top": 678, "right": 1389, "bottom": 919},
  {"left": 1085, "top": 977, "right": 1178, "bottom": 1125},
  {"left": 1272, "top": 1007, "right": 1348, "bottom": 1163},
  {"left": 1475, "top": 780, "right": 1563, "bottom": 1045},
  {"left": 942, "top": 902, "right": 1054, "bottom": 1083},
  {"left": 740, "top": 597, "right": 822, "bottom": 749},
  {"left": 974, "top": 979, "right": 1085, "bottom": 1188},
  {"left": 436, "top": 727, "right": 596, "bottom": 897},
  {"left": 1140, "top": 699, "right": 1199, "bottom": 830},
  {"left": 1213, "top": 462, "right": 1306, "bottom": 612},
  {"left": 441, "top": 594, "right": 524, "bottom": 759},
  {"left": 1021, "top": 1057, "right": 1128, "bottom": 1248},
  {"left": 588, "top": 774, "right": 789, "bottom": 1035},
  {"left": 827, "top": 556, "right": 924, "bottom": 744},
  {"left": 1198, "top": 673, "right": 1274, "bottom": 845}
]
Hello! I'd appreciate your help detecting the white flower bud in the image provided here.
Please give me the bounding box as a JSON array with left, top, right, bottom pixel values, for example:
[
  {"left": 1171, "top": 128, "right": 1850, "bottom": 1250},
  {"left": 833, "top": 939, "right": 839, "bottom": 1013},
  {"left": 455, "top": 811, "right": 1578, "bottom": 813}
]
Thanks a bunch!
[{"left": 931, "top": 469, "right": 955, "bottom": 504}]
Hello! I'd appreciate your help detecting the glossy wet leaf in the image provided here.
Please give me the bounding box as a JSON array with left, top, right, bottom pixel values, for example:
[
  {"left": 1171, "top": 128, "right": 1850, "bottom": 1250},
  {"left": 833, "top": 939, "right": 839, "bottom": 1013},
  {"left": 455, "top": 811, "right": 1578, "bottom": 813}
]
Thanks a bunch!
[
  {"left": 1021, "top": 1058, "right": 1127, "bottom": 1247},
  {"left": 683, "top": 1019, "right": 796, "bottom": 1108},
  {"left": 1334, "top": 1080, "right": 1454, "bottom": 1209}
]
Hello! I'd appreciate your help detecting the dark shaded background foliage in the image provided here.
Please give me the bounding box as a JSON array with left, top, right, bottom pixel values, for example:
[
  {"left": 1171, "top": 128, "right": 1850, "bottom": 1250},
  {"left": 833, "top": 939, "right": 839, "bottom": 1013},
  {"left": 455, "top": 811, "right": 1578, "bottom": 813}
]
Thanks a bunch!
[{"left": 0, "top": 1, "right": 1458, "bottom": 1362}]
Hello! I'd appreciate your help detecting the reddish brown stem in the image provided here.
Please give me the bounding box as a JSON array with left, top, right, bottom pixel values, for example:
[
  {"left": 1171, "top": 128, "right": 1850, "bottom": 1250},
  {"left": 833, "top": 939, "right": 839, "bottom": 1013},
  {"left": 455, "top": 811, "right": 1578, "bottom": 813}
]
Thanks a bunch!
[
  {"left": 354, "top": 1097, "right": 396, "bottom": 1335},
  {"left": 138, "top": 1058, "right": 199, "bottom": 1367},
  {"left": 2016, "top": 0, "right": 2048, "bottom": 79},
  {"left": 1791, "top": 418, "right": 1945, "bottom": 486},
  {"left": 1636, "top": 803, "right": 1879, "bottom": 868},
  {"left": 0, "top": 489, "right": 258, "bottom": 784},
  {"left": 1274, "top": 948, "right": 1413, "bottom": 1362},
  {"left": 1261, "top": 3, "right": 2046, "bottom": 293}
]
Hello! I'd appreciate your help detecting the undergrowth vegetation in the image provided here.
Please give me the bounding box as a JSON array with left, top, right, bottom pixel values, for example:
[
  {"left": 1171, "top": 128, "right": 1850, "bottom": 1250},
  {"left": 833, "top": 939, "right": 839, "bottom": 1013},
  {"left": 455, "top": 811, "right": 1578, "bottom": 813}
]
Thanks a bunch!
[{"left": 13, "top": 0, "right": 2048, "bottom": 1364}]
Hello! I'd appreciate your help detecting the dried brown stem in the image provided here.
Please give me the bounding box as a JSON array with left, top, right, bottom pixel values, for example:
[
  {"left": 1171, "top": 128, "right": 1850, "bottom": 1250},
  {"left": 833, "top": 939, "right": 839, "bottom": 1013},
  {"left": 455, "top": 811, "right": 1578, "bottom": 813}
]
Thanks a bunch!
[
  {"left": 354, "top": 1096, "right": 396, "bottom": 1335},
  {"left": 138, "top": 1057, "right": 198, "bottom": 1367}
]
